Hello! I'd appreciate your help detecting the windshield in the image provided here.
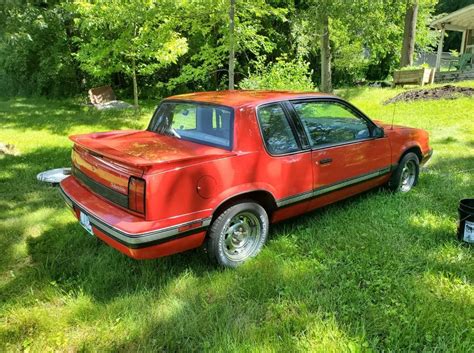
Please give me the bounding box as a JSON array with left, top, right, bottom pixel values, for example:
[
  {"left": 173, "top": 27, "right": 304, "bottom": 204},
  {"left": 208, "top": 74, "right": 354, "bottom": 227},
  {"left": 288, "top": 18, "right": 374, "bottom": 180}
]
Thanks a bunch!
[{"left": 147, "top": 101, "right": 234, "bottom": 149}]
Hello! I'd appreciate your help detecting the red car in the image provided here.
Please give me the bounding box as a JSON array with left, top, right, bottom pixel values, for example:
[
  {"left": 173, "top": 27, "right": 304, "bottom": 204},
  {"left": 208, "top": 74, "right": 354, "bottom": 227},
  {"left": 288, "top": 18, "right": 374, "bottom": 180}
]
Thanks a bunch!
[{"left": 59, "top": 91, "right": 432, "bottom": 267}]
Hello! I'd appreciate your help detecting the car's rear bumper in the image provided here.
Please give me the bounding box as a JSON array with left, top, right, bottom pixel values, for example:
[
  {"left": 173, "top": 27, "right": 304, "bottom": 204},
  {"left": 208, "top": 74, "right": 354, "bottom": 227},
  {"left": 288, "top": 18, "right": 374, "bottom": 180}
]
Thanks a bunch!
[{"left": 59, "top": 176, "right": 209, "bottom": 259}]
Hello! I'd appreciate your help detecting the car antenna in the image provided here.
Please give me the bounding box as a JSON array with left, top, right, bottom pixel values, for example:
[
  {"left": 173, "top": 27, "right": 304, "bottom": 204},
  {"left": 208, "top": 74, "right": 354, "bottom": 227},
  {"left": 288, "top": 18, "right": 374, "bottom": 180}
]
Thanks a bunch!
[{"left": 391, "top": 101, "right": 396, "bottom": 130}]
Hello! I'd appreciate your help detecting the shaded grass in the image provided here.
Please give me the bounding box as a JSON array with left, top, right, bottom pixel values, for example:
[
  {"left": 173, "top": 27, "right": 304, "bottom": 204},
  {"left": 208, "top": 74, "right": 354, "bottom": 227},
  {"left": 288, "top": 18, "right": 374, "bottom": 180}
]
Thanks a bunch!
[{"left": 0, "top": 85, "right": 473, "bottom": 352}]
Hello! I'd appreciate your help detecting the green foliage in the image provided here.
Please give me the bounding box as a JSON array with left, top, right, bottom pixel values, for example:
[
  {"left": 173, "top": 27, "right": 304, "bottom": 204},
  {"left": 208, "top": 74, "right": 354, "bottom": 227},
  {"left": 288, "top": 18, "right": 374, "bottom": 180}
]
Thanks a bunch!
[
  {"left": 0, "top": 0, "right": 441, "bottom": 97},
  {"left": 398, "top": 63, "right": 432, "bottom": 71},
  {"left": 73, "top": 0, "right": 187, "bottom": 78},
  {"left": 239, "top": 56, "right": 315, "bottom": 91},
  {"left": 73, "top": 0, "right": 188, "bottom": 104},
  {"left": 0, "top": 4, "right": 79, "bottom": 97},
  {"left": 330, "top": 17, "right": 370, "bottom": 85},
  {"left": 161, "top": 0, "right": 289, "bottom": 94},
  {"left": 292, "top": 0, "right": 438, "bottom": 83}
]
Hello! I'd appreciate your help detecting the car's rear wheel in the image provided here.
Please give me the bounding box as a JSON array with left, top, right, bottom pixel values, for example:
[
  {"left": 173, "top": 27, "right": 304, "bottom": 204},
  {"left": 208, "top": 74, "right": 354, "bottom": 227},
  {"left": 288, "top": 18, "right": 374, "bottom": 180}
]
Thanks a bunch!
[
  {"left": 207, "top": 201, "right": 269, "bottom": 268},
  {"left": 388, "top": 152, "right": 420, "bottom": 192}
]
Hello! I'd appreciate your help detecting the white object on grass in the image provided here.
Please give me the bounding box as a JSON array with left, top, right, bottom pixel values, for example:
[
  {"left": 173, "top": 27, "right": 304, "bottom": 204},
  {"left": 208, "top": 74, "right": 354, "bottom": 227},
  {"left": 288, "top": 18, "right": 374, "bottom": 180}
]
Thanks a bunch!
[
  {"left": 36, "top": 168, "right": 71, "bottom": 185},
  {"left": 464, "top": 220, "right": 474, "bottom": 243}
]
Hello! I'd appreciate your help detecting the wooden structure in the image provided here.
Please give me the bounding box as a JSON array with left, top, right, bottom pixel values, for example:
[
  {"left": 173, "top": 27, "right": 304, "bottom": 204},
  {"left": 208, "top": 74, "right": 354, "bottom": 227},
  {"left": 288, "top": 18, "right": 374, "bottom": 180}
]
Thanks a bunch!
[
  {"left": 393, "top": 68, "right": 435, "bottom": 86},
  {"left": 431, "top": 5, "right": 474, "bottom": 74},
  {"left": 88, "top": 85, "right": 116, "bottom": 105},
  {"left": 434, "top": 70, "right": 474, "bottom": 82}
]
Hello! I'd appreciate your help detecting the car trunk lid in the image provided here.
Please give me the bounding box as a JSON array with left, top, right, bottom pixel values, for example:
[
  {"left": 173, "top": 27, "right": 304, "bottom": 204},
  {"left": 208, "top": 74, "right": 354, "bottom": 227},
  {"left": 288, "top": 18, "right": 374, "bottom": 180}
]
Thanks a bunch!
[
  {"left": 70, "top": 130, "right": 234, "bottom": 169},
  {"left": 69, "top": 130, "right": 235, "bottom": 214}
]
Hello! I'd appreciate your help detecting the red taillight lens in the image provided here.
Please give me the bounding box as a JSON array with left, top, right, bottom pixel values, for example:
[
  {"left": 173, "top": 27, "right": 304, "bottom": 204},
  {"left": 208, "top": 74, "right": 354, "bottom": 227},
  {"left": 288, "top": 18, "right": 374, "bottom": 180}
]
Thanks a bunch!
[{"left": 128, "top": 177, "right": 146, "bottom": 214}]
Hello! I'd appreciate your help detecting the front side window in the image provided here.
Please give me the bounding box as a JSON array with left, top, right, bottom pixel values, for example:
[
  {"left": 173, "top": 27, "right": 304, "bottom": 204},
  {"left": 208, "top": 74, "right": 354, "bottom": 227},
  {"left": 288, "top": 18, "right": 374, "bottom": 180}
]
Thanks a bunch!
[
  {"left": 291, "top": 101, "right": 370, "bottom": 147},
  {"left": 148, "top": 102, "right": 233, "bottom": 149},
  {"left": 257, "top": 104, "right": 299, "bottom": 155}
]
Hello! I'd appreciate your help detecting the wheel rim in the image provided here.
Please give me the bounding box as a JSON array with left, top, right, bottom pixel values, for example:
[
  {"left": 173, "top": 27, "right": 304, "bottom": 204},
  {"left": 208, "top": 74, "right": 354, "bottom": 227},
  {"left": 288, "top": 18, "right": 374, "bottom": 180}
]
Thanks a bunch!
[
  {"left": 400, "top": 160, "right": 416, "bottom": 192},
  {"left": 222, "top": 211, "right": 261, "bottom": 262}
]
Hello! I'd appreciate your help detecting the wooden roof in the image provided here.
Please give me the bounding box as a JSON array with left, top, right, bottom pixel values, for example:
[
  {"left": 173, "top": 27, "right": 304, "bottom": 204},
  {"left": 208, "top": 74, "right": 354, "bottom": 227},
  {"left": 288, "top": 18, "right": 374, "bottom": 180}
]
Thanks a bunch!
[{"left": 430, "top": 4, "right": 474, "bottom": 31}]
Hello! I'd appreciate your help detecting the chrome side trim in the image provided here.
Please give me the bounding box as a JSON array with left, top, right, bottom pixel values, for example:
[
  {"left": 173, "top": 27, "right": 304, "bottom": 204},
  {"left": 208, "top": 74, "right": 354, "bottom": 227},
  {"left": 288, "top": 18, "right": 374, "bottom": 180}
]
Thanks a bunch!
[
  {"left": 313, "top": 167, "right": 391, "bottom": 196},
  {"left": 276, "top": 166, "right": 391, "bottom": 207},
  {"left": 59, "top": 187, "right": 211, "bottom": 247},
  {"left": 277, "top": 191, "right": 313, "bottom": 207}
]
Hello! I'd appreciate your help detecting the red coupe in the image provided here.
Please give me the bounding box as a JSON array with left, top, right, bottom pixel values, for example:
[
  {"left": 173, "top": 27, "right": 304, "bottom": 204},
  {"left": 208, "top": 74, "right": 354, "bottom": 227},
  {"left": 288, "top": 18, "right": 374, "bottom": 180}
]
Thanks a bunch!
[{"left": 59, "top": 91, "right": 432, "bottom": 267}]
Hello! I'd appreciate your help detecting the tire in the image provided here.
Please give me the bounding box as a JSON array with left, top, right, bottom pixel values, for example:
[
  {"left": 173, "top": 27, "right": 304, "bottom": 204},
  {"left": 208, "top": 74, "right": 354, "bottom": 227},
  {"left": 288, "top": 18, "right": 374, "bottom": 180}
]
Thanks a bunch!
[
  {"left": 388, "top": 152, "right": 420, "bottom": 192},
  {"left": 207, "top": 201, "right": 269, "bottom": 268}
]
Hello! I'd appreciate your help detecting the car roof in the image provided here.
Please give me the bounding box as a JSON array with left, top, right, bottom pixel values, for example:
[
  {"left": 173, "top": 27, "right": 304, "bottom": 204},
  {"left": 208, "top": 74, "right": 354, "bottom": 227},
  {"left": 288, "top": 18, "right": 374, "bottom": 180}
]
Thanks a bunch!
[{"left": 165, "top": 90, "right": 335, "bottom": 108}]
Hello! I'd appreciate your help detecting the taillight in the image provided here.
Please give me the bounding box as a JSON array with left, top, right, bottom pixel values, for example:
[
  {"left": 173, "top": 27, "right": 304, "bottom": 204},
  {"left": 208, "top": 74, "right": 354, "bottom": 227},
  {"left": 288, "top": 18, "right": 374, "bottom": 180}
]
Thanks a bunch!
[{"left": 128, "top": 177, "right": 146, "bottom": 214}]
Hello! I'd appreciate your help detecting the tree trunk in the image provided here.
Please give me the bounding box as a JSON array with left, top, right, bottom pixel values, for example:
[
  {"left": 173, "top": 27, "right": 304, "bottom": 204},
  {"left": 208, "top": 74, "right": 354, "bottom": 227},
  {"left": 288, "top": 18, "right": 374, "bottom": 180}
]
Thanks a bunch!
[
  {"left": 132, "top": 59, "right": 138, "bottom": 108},
  {"left": 320, "top": 15, "right": 332, "bottom": 93},
  {"left": 400, "top": 0, "right": 418, "bottom": 67},
  {"left": 228, "top": 0, "right": 235, "bottom": 90}
]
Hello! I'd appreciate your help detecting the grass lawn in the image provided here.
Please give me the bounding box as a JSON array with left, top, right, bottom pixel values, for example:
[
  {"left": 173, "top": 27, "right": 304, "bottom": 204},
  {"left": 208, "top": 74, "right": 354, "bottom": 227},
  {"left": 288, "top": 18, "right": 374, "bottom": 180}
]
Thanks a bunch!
[{"left": 0, "top": 82, "right": 473, "bottom": 352}]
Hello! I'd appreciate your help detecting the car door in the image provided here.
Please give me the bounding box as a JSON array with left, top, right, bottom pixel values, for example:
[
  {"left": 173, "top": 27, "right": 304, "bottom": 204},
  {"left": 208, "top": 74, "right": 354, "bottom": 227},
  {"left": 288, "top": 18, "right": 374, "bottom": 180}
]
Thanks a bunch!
[
  {"left": 256, "top": 102, "right": 313, "bottom": 211},
  {"left": 288, "top": 99, "right": 392, "bottom": 206}
]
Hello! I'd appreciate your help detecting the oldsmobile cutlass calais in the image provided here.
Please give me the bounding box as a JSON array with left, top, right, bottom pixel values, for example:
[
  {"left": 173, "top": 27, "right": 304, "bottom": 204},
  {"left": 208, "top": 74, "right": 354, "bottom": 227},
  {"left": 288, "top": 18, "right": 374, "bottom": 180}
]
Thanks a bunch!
[{"left": 59, "top": 91, "right": 432, "bottom": 267}]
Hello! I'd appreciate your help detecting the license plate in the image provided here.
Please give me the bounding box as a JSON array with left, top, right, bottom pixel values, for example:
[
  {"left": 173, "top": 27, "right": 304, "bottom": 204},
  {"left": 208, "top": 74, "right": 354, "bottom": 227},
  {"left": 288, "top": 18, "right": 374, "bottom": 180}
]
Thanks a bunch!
[{"left": 79, "top": 211, "right": 94, "bottom": 235}]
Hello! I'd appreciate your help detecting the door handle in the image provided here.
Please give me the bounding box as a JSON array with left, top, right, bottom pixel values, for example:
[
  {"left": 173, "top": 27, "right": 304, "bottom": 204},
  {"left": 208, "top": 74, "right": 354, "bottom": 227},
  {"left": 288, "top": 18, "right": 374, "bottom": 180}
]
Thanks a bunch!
[{"left": 319, "top": 158, "right": 333, "bottom": 165}]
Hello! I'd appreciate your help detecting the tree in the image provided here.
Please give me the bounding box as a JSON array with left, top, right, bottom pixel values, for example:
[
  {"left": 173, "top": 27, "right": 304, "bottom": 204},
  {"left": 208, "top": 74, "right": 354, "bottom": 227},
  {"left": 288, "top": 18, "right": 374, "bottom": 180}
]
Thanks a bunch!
[
  {"left": 0, "top": 3, "right": 79, "bottom": 97},
  {"left": 294, "top": 0, "right": 366, "bottom": 93},
  {"left": 74, "top": 0, "right": 188, "bottom": 106},
  {"left": 0, "top": 0, "right": 440, "bottom": 98},
  {"left": 163, "top": 0, "right": 287, "bottom": 93},
  {"left": 319, "top": 13, "right": 332, "bottom": 93},
  {"left": 293, "top": 0, "right": 437, "bottom": 90},
  {"left": 228, "top": 0, "right": 236, "bottom": 90},
  {"left": 400, "top": 0, "right": 419, "bottom": 67}
]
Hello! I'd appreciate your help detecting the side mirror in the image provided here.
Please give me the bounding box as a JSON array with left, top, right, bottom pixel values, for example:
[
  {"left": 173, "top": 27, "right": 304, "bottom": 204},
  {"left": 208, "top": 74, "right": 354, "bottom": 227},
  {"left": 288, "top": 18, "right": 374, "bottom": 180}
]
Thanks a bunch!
[{"left": 373, "top": 126, "right": 384, "bottom": 138}]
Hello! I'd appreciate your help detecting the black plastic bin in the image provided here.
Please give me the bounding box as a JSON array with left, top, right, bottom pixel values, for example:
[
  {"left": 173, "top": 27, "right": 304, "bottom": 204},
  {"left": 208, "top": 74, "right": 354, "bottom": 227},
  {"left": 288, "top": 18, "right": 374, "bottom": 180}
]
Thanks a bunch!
[{"left": 458, "top": 199, "right": 474, "bottom": 243}]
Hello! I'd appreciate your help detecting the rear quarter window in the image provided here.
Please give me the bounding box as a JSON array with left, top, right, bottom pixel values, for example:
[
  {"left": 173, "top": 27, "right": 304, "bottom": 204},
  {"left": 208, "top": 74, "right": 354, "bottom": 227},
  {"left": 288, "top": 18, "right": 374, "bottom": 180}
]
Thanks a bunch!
[{"left": 257, "top": 104, "right": 299, "bottom": 155}]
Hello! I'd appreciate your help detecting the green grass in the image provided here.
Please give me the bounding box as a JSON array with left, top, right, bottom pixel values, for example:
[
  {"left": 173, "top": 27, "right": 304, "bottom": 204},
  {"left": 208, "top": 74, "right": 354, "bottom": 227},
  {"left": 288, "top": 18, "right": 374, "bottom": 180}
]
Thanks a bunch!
[{"left": 0, "top": 83, "right": 473, "bottom": 352}]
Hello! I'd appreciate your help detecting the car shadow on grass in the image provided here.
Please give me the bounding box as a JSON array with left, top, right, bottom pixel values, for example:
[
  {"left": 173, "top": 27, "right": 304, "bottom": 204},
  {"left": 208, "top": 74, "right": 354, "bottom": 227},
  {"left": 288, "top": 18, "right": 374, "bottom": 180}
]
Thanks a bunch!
[{"left": 0, "top": 146, "right": 72, "bottom": 274}]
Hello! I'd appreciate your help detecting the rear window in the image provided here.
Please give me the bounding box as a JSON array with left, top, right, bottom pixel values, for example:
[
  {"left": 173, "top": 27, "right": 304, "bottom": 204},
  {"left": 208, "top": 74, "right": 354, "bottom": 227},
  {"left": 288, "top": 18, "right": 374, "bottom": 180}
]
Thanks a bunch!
[{"left": 148, "top": 101, "right": 234, "bottom": 149}]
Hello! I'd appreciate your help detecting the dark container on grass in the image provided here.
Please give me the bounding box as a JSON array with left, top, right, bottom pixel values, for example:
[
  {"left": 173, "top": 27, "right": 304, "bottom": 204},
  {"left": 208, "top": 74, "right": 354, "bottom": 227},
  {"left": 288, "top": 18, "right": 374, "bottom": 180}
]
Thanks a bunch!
[{"left": 458, "top": 199, "right": 474, "bottom": 243}]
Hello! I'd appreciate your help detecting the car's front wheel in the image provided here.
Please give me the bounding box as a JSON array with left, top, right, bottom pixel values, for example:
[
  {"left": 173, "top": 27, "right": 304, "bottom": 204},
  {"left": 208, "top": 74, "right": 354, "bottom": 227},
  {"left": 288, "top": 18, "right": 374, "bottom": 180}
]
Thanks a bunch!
[
  {"left": 388, "top": 152, "right": 420, "bottom": 192},
  {"left": 207, "top": 201, "right": 269, "bottom": 268}
]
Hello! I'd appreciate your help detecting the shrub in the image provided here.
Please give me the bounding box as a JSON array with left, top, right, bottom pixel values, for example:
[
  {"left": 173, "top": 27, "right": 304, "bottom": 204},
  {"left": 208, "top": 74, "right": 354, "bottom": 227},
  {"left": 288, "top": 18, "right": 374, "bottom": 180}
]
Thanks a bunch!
[
  {"left": 398, "top": 63, "right": 431, "bottom": 71},
  {"left": 239, "top": 56, "right": 315, "bottom": 91}
]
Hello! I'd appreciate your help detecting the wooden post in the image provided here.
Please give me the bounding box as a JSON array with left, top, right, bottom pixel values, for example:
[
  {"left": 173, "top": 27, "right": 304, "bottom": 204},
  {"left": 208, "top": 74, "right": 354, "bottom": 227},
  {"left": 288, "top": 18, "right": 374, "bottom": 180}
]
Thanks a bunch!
[
  {"left": 429, "top": 68, "right": 435, "bottom": 84},
  {"left": 436, "top": 25, "right": 445, "bottom": 71},
  {"left": 461, "top": 30, "right": 467, "bottom": 54}
]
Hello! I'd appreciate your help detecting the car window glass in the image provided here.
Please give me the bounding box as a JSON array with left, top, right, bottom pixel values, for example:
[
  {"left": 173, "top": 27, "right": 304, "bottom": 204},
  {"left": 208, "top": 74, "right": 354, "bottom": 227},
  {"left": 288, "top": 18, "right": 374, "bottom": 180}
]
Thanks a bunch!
[
  {"left": 148, "top": 102, "right": 233, "bottom": 149},
  {"left": 291, "top": 101, "right": 370, "bottom": 147},
  {"left": 257, "top": 104, "right": 299, "bottom": 155}
]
